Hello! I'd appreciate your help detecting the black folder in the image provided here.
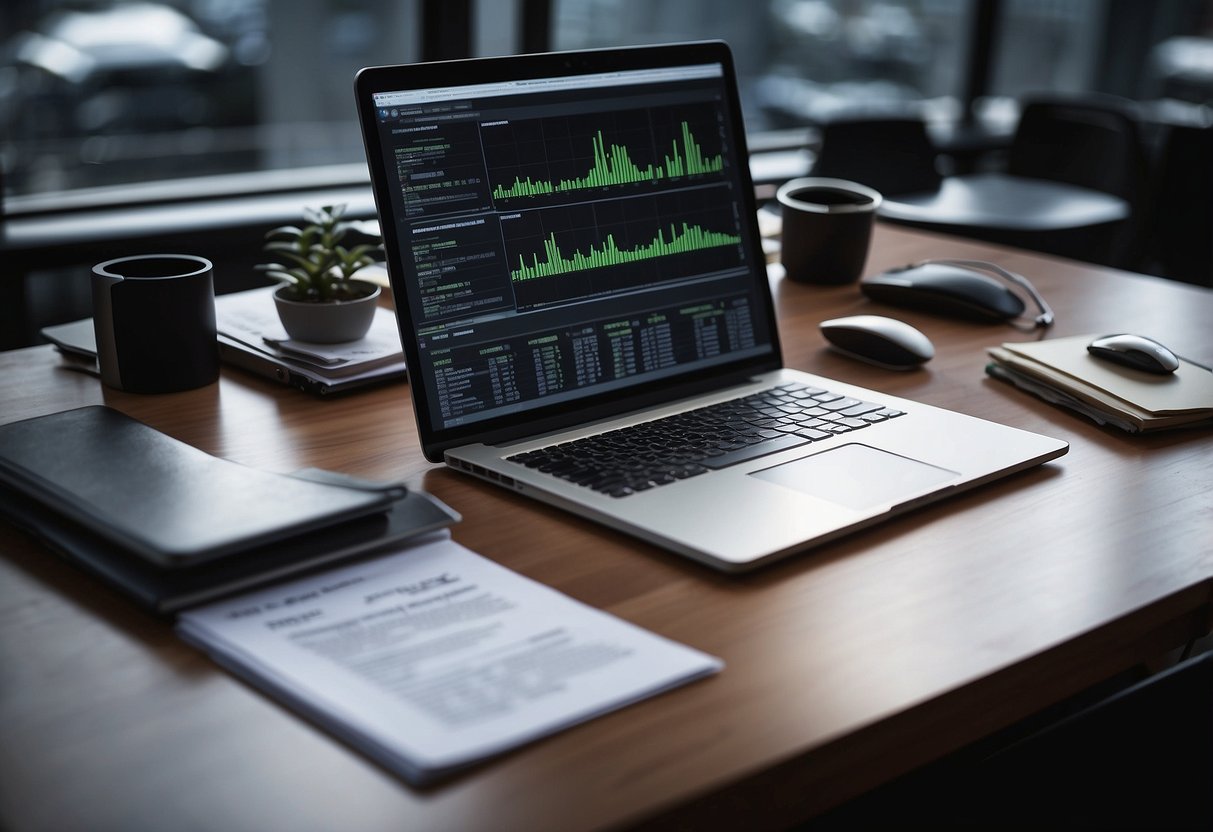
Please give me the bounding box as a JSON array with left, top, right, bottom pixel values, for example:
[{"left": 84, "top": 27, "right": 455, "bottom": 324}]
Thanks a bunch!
[{"left": 0, "top": 406, "right": 459, "bottom": 613}]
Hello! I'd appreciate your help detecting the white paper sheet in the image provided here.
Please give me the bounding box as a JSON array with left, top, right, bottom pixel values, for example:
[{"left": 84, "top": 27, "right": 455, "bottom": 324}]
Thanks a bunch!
[
  {"left": 215, "top": 287, "right": 403, "bottom": 373},
  {"left": 178, "top": 535, "right": 722, "bottom": 783}
]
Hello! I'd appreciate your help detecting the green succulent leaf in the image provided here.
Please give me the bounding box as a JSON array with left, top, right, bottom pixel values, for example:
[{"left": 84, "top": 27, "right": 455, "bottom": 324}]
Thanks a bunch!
[
  {"left": 256, "top": 266, "right": 304, "bottom": 285},
  {"left": 263, "top": 225, "right": 303, "bottom": 241},
  {"left": 263, "top": 240, "right": 305, "bottom": 255},
  {"left": 261, "top": 203, "right": 382, "bottom": 301}
]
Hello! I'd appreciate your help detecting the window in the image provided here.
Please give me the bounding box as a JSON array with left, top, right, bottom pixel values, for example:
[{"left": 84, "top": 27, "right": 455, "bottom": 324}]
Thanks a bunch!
[
  {"left": 1, "top": 0, "right": 422, "bottom": 198},
  {"left": 6, "top": 0, "right": 1213, "bottom": 349},
  {"left": 552, "top": 0, "right": 973, "bottom": 130},
  {"left": 6, "top": 0, "right": 1213, "bottom": 203}
]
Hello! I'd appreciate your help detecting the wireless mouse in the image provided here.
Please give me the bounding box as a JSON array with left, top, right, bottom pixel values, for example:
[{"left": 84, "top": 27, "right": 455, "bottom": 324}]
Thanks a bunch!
[
  {"left": 860, "top": 262, "right": 1026, "bottom": 322},
  {"left": 819, "top": 315, "right": 934, "bottom": 370},
  {"left": 1087, "top": 333, "right": 1180, "bottom": 374}
]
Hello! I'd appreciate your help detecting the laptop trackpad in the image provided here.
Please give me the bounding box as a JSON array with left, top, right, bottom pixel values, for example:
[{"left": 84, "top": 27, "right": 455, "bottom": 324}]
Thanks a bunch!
[{"left": 750, "top": 443, "right": 959, "bottom": 511}]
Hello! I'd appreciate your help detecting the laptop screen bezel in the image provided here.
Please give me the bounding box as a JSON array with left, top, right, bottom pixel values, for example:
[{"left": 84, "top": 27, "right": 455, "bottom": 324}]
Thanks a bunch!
[{"left": 355, "top": 41, "right": 784, "bottom": 461}]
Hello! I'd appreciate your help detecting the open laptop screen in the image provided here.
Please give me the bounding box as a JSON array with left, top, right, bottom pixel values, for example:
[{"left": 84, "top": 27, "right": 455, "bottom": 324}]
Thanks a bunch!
[{"left": 358, "top": 44, "right": 778, "bottom": 453}]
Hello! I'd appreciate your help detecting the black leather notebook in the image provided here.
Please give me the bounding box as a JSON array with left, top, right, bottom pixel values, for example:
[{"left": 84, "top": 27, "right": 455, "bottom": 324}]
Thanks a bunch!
[
  {"left": 0, "top": 406, "right": 459, "bottom": 613},
  {"left": 0, "top": 406, "right": 403, "bottom": 567},
  {"left": 0, "top": 477, "right": 458, "bottom": 614}
]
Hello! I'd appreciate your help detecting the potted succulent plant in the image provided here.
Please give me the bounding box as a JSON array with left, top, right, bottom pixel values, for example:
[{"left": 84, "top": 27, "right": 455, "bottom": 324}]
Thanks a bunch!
[{"left": 257, "top": 204, "right": 384, "bottom": 343}]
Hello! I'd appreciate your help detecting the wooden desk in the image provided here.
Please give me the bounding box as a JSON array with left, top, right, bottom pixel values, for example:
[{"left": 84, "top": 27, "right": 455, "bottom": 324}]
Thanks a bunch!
[{"left": 2, "top": 225, "right": 1211, "bottom": 832}]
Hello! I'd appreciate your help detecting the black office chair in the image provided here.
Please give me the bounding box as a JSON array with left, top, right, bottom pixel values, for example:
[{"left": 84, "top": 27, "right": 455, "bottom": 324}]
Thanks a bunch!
[
  {"left": 1005, "top": 94, "right": 1150, "bottom": 264},
  {"left": 1145, "top": 119, "right": 1213, "bottom": 287},
  {"left": 810, "top": 117, "right": 943, "bottom": 197},
  {"left": 851, "top": 96, "right": 1149, "bottom": 269},
  {"left": 1007, "top": 95, "right": 1147, "bottom": 200}
]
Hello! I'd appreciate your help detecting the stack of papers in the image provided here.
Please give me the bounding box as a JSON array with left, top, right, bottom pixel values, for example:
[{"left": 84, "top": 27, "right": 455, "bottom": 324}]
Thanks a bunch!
[
  {"left": 40, "top": 288, "right": 408, "bottom": 397},
  {"left": 987, "top": 334, "right": 1213, "bottom": 432},
  {"left": 216, "top": 287, "right": 406, "bottom": 395},
  {"left": 178, "top": 534, "right": 722, "bottom": 784},
  {"left": 0, "top": 406, "right": 459, "bottom": 614}
]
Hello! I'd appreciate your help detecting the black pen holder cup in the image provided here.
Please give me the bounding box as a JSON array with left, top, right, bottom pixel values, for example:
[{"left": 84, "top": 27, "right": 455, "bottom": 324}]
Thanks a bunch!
[
  {"left": 91, "top": 254, "right": 220, "bottom": 393},
  {"left": 777, "top": 178, "right": 883, "bottom": 285}
]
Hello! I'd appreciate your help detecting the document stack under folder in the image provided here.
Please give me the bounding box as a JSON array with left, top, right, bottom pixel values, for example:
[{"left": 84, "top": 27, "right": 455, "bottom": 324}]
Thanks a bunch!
[
  {"left": 987, "top": 334, "right": 1213, "bottom": 433},
  {"left": 39, "top": 286, "right": 407, "bottom": 397},
  {"left": 215, "top": 287, "right": 407, "bottom": 395},
  {"left": 0, "top": 406, "right": 458, "bottom": 613}
]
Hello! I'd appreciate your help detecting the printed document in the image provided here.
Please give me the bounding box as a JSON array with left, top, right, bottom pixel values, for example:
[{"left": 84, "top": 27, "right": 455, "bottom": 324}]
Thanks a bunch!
[
  {"left": 215, "top": 287, "right": 404, "bottom": 377},
  {"left": 177, "top": 534, "right": 722, "bottom": 784}
]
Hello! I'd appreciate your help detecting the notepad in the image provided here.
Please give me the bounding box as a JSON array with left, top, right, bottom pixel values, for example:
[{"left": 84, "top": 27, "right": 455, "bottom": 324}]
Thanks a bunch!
[{"left": 987, "top": 335, "right": 1213, "bottom": 432}]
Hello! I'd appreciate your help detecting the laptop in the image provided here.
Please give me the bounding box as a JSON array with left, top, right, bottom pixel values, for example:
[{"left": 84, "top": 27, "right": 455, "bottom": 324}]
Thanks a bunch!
[{"left": 354, "top": 41, "right": 1068, "bottom": 572}]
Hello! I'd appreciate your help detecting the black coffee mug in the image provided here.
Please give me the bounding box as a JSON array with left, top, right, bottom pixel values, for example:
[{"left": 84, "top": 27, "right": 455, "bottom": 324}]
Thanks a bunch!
[
  {"left": 777, "top": 177, "right": 883, "bottom": 284},
  {"left": 91, "top": 254, "right": 220, "bottom": 393}
]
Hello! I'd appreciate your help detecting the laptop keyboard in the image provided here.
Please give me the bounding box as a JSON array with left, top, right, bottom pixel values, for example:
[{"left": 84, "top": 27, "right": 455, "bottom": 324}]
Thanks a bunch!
[{"left": 506, "top": 382, "right": 905, "bottom": 498}]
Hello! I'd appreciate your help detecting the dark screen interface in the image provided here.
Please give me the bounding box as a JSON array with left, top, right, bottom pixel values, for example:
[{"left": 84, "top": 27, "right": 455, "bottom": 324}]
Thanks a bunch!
[{"left": 372, "top": 63, "right": 772, "bottom": 431}]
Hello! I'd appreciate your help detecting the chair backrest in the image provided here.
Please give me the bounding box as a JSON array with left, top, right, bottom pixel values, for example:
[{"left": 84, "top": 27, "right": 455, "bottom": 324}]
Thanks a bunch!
[
  {"left": 1148, "top": 120, "right": 1213, "bottom": 286},
  {"left": 811, "top": 117, "right": 942, "bottom": 197},
  {"left": 1007, "top": 95, "right": 1148, "bottom": 205}
]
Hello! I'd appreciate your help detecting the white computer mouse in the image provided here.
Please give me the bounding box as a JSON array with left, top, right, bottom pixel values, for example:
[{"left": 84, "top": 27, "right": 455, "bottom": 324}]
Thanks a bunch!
[
  {"left": 1087, "top": 333, "right": 1180, "bottom": 374},
  {"left": 819, "top": 314, "right": 935, "bottom": 370}
]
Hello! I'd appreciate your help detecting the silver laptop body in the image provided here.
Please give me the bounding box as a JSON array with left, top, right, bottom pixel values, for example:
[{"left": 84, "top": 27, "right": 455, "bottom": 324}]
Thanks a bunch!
[{"left": 355, "top": 42, "right": 1067, "bottom": 572}]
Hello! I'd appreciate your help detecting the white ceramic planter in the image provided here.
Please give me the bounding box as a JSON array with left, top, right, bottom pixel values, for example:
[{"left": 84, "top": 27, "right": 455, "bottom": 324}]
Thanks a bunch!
[{"left": 272, "top": 281, "right": 381, "bottom": 343}]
